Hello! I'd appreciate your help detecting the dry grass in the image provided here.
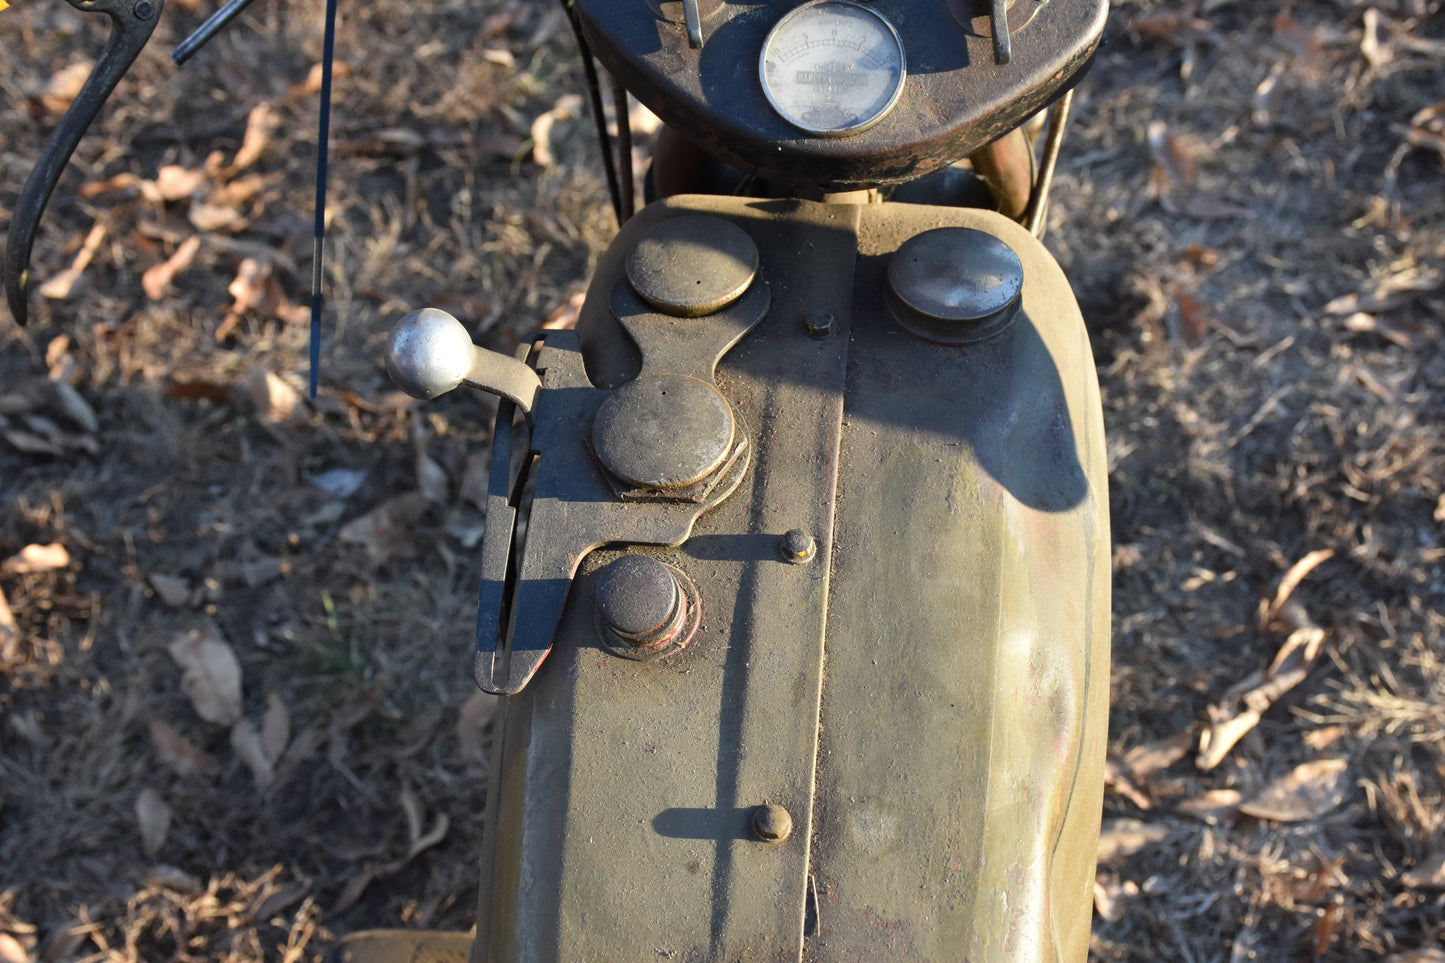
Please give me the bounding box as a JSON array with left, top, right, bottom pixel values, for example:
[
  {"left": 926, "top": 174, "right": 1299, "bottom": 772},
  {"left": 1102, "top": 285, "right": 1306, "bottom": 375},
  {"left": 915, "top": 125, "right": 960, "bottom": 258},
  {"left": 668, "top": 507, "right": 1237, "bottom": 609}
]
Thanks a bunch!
[{"left": 1, "top": 0, "right": 1443, "bottom": 960}]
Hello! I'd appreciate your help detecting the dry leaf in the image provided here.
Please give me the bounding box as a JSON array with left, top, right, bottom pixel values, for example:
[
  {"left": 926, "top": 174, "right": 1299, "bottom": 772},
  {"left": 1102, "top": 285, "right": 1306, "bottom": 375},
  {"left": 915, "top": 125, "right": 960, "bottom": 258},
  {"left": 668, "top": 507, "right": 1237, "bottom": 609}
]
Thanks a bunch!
[
  {"left": 1147, "top": 120, "right": 1197, "bottom": 188},
  {"left": 1342, "top": 312, "right": 1428, "bottom": 350},
  {"left": 0, "top": 933, "right": 28, "bottom": 963},
  {"left": 531, "top": 94, "right": 582, "bottom": 167},
  {"left": 1, "top": 543, "right": 70, "bottom": 575},
  {"left": 135, "top": 788, "right": 171, "bottom": 857},
  {"left": 241, "top": 366, "right": 304, "bottom": 426},
  {"left": 231, "top": 719, "right": 274, "bottom": 790},
  {"left": 417, "top": 451, "right": 449, "bottom": 505},
  {"left": 261, "top": 692, "right": 290, "bottom": 766},
  {"left": 153, "top": 165, "right": 208, "bottom": 202},
  {"left": 456, "top": 688, "right": 498, "bottom": 762},
  {"left": 542, "top": 290, "right": 585, "bottom": 330},
  {"left": 51, "top": 381, "right": 98, "bottom": 433},
  {"left": 189, "top": 202, "right": 247, "bottom": 233},
  {"left": 149, "top": 574, "right": 193, "bottom": 608},
  {"left": 79, "top": 172, "right": 144, "bottom": 198},
  {"left": 1261, "top": 549, "right": 1335, "bottom": 629},
  {"left": 149, "top": 719, "right": 220, "bottom": 776},
  {"left": 1126, "top": 732, "right": 1193, "bottom": 777},
  {"left": 0, "top": 586, "right": 17, "bottom": 662},
  {"left": 1401, "top": 849, "right": 1445, "bottom": 889},
  {"left": 1175, "top": 788, "right": 1243, "bottom": 822},
  {"left": 39, "top": 60, "right": 93, "bottom": 116},
  {"left": 38, "top": 222, "right": 106, "bottom": 301},
  {"left": 232, "top": 102, "right": 280, "bottom": 174},
  {"left": 167, "top": 623, "right": 244, "bottom": 726},
  {"left": 1174, "top": 289, "right": 1210, "bottom": 346},
  {"left": 1360, "top": 8, "right": 1392, "bottom": 68},
  {"left": 338, "top": 493, "right": 431, "bottom": 568},
  {"left": 1238, "top": 758, "right": 1350, "bottom": 822},
  {"left": 142, "top": 236, "right": 201, "bottom": 301},
  {"left": 1096, "top": 818, "right": 1170, "bottom": 862}
]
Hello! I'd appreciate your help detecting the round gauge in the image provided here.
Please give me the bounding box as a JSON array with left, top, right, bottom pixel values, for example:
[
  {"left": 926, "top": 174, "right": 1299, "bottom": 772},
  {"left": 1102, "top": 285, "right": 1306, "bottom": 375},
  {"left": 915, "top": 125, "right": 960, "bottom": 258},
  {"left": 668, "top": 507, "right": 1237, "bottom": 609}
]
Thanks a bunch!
[{"left": 759, "top": 0, "right": 906, "bottom": 137}]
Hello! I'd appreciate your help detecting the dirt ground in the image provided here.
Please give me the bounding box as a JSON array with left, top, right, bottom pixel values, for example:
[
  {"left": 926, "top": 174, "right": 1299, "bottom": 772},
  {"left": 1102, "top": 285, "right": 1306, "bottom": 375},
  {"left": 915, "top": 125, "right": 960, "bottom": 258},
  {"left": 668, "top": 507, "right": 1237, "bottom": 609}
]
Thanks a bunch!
[{"left": 1, "top": 0, "right": 1442, "bottom": 960}]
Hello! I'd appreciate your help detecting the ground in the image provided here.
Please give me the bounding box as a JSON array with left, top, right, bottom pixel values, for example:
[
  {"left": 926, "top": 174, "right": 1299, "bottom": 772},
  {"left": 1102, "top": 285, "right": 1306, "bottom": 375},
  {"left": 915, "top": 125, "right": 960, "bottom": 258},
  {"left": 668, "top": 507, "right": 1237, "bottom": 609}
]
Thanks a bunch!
[{"left": 0, "top": 0, "right": 1442, "bottom": 960}]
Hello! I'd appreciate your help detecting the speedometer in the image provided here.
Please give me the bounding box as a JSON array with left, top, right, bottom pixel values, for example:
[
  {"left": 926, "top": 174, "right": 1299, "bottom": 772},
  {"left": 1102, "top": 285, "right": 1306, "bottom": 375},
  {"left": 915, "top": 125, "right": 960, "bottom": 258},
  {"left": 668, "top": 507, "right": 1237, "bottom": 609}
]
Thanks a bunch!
[{"left": 759, "top": 0, "right": 906, "bottom": 137}]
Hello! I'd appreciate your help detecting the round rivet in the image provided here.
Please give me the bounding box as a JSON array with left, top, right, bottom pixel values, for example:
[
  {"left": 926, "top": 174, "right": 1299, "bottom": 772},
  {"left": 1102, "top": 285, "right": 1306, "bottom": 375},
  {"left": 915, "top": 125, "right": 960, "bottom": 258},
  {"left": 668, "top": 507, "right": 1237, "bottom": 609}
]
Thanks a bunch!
[
  {"left": 133, "top": 0, "right": 155, "bottom": 18},
  {"left": 780, "top": 529, "right": 815, "bottom": 563},
  {"left": 626, "top": 215, "right": 759, "bottom": 317},
  {"left": 592, "top": 375, "right": 735, "bottom": 489},
  {"left": 752, "top": 803, "right": 793, "bottom": 842},
  {"left": 595, "top": 556, "right": 685, "bottom": 649},
  {"left": 886, "top": 227, "right": 1024, "bottom": 343}
]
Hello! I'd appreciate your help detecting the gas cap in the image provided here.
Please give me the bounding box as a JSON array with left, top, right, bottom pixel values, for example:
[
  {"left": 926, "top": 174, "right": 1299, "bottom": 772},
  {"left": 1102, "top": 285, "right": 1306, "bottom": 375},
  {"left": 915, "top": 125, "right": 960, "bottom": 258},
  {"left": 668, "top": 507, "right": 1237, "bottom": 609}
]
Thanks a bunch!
[
  {"left": 886, "top": 227, "right": 1024, "bottom": 343},
  {"left": 625, "top": 215, "right": 759, "bottom": 317}
]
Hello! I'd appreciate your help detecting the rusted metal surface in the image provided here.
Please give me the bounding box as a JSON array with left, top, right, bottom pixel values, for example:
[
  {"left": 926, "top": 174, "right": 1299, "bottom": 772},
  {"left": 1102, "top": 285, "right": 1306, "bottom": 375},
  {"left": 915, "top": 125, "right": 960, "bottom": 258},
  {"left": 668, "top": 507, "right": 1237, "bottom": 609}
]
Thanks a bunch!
[
  {"left": 573, "top": 0, "right": 1106, "bottom": 190},
  {"left": 625, "top": 213, "right": 759, "bottom": 317},
  {"left": 473, "top": 196, "right": 1108, "bottom": 961}
]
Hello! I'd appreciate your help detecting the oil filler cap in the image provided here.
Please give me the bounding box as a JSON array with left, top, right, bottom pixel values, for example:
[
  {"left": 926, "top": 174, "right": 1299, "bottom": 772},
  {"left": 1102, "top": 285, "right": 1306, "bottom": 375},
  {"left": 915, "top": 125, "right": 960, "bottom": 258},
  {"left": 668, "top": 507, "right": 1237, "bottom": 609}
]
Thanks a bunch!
[
  {"left": 626, "top": 215, "right": 759, "bottom": 317},
  {"left": 886, "top": 227, "right": 1023, "bottom": 343}
]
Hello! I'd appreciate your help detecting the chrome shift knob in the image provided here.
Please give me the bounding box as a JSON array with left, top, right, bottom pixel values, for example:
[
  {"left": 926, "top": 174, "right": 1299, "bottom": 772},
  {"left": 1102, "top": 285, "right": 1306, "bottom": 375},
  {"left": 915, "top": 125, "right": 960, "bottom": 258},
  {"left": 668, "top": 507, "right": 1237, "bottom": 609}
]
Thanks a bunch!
[{"left": 384, "top": 307, "right": 541, "bottom": 412}]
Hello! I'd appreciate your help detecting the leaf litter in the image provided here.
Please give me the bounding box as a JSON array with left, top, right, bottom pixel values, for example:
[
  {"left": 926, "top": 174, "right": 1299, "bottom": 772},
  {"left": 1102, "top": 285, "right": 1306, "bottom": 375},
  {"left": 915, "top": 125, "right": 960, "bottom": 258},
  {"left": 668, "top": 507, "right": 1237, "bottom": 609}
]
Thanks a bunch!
[{"left": 2, "top": 0, "right": 1443, "bottom": 959}]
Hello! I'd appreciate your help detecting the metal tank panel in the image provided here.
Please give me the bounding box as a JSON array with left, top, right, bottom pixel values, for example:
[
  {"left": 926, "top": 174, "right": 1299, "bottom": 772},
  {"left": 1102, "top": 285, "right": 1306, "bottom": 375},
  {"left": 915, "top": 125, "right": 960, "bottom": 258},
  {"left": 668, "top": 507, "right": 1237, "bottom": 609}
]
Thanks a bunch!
[{"left": 472, "top": 197, "right": 1108, "bottom": 962}]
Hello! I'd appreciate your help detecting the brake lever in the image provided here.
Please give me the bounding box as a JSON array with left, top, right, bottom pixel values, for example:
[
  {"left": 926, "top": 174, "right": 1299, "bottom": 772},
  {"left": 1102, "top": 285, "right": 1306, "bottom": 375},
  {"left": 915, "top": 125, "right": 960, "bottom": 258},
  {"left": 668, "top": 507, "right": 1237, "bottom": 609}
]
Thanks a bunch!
[{"left": 4, "top": 0, "right": 163, "bottom": 326}]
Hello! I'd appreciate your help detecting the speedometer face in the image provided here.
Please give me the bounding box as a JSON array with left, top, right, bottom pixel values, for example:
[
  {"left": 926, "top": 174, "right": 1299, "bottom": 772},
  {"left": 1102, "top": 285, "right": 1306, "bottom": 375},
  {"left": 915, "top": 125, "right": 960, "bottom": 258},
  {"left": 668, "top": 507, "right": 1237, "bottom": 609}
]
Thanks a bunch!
[{"left": 759, "top": 0, "right": 906, "bottom": 136}]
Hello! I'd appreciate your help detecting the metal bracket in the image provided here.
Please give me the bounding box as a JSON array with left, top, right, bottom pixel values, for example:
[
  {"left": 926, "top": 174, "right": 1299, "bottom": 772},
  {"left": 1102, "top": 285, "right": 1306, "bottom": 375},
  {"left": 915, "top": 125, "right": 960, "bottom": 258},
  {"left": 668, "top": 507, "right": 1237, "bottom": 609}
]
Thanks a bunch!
[
  {"left": 473, "top": 270, "right": 769, "bottom": 695},
  {"left": 5, "top": 0, "right": 163, "bottom": 326}
]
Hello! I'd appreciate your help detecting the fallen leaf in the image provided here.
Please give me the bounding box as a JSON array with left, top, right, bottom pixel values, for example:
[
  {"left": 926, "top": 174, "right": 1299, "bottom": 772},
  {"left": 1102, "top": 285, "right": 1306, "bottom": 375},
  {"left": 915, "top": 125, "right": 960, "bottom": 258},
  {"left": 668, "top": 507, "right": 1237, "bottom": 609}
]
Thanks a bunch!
[
  {"left": 1096, "top": 818, "right": 1170, "bottom": 862},
  {"left": 1261, "top": 549, "right": 1335, "bottom": 629},
  {"left": 167, "top": 623, "right": 244, "bottom": 726},
  {"left": 79, "top": 172, "right": 144, "bottom": 198},
  {"left": 261, "top": 692, "right": 290, "bottom": 765},
  {"left": 152, "top": 164, "right": 209, "bottom": 202},
  {"left": 38, "top": 222, "right": 106, "bottom": 301},
  {"left": 542, "top": 290, "right": 585, "bottom": 330},
  {"left": 51, "top": 381, "right": 98, "bottom": 433},
  {"left": 39, "top": 60, "right": 93, "bottom": 116},
  {"left": 417, "top": 451, "right": 449, "bottom": 505},
  {"left": 1147, "top": 120, "right": 1197, "bottom": 188},
  {"left": 241, "top": 365, "right": 304, "bottom": 426},
  {"left": 1175, "top": 788, "right": 1243, "bottom": 822},
  {"left": 1125, "top": 732, "right": 1194, "bottom": 777},
  {"left": 1401, "top": 849, "right": 1445, "bottom": 889},
  {"left": 1360, "top": 8, "right": 1392, "bottom": 68},
  {"left": 142, "top": 236, "right": 202, "bottom": 301},
  {"left": 1342, "top": 312, "right": 1429, "bottom": 350},
  {"left": 310, "top": 467, "right": 368, "bottom": 499},
  {"left": 149, "top": 719, "right": 220, "bottom": 776},
  {"left": 1, "top": 543, "right": 70, "bottom": 575},
  {"left": 531, "top": 93, "right": 582, "bottom": 167},
  {"left": 231, "top": 102, "right": 280, "bottom": 174},
  {"left": 231, "top": 719, "right": 275, "bottom": 789},
  {"left": 1324, "top": 268, "right": 1441, "bottom": 315},
  {"left": 456, "top": 688, "right": 498, "bottom": 762},
  {"left": 135, "top": 788, "right": 171, "bottom": 857},
  {"left": 0, "top": 586, "right": 17, "bottom": 662},
  {"left": 189, "top": 202, "right": 248, "bottom": 233},
  {"left": 1175, "top": 289, "right": 1209, "bottom": 345},
  {"left": 1238, "top": 758, "right": 1350, "bottom": 822},
  {"left": 149, "top": 573, "right": 193, "bottom": 608},
  {"left": 338, "top": 493, "right": 432, "bottom": 568},
  {"left": 0, "top": 932, "right": 28, "bottom": 963},
  {"left": 1313, "top": 900, "right": 1345, "bottom": 957}
]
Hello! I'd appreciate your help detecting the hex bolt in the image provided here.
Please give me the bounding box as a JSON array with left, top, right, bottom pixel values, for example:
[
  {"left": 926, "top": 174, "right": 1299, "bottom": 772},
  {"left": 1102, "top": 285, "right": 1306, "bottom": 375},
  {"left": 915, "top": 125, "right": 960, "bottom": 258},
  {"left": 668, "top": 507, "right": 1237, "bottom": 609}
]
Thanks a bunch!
[
  {"left": 595, "top": 555, "right": 685, "bottom": 649},
  {"left": 779, "top": 529, "right": 816, "bottom": 563},
  {"left": 803, "top": 310, "right": 835, "bottom": 339},
  {"left": 752, "top": 803, "right": 793, "bottom": 842}
]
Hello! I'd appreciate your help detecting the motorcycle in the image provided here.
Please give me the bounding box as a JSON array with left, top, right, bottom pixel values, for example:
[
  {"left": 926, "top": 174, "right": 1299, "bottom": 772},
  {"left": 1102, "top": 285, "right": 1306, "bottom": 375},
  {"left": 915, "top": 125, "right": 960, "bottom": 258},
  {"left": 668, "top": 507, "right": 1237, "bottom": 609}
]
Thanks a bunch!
[{"left": 5, "top": 0, "right": 1111, "bottom": 959}]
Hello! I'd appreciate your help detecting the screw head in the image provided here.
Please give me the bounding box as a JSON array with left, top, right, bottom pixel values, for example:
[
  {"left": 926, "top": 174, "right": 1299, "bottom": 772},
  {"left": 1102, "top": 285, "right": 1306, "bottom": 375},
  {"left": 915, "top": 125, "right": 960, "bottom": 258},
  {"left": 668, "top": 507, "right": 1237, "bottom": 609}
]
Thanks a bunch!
[
  {"left": 779, "top": 529, "right": 816, "bottom": 563},
  {"left": 133, "top": 0, "right": 155, "bottom": 18},
  {"left": 803, "top": 310, "right": 835, "bottom": 338},
  {"left": 752, "top": 803, "right": 793, "bottom": 842}
]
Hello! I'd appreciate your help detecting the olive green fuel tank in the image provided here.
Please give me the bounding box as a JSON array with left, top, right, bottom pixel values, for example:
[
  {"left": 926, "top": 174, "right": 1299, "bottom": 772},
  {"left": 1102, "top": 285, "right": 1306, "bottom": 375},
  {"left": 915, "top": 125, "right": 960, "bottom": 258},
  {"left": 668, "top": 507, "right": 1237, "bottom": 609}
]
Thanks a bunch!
[{"left": 471, "top": 196, "right": 1110, "bottom": 962}]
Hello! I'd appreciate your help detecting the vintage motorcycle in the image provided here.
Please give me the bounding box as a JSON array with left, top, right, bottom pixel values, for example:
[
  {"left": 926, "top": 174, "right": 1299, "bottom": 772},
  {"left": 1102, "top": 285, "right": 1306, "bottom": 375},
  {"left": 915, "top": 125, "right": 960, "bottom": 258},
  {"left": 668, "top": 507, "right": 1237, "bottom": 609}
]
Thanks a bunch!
[{"left": 5, "top": 0, "right": 1111, "bottom": 959}]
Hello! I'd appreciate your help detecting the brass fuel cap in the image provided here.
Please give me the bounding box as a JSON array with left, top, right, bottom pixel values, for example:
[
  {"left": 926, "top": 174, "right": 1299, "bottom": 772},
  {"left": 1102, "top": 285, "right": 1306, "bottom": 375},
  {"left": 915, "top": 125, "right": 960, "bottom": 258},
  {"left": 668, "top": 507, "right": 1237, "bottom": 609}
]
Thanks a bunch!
[
  {"left": 625, "top": 215, "right": 759, "bottom": 317},
  {"left": 592, "top": 374, "right": 736, "bottom": 488},
  {"left": 886, "top": 227, "right": 1024, "bottom": 343}
]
